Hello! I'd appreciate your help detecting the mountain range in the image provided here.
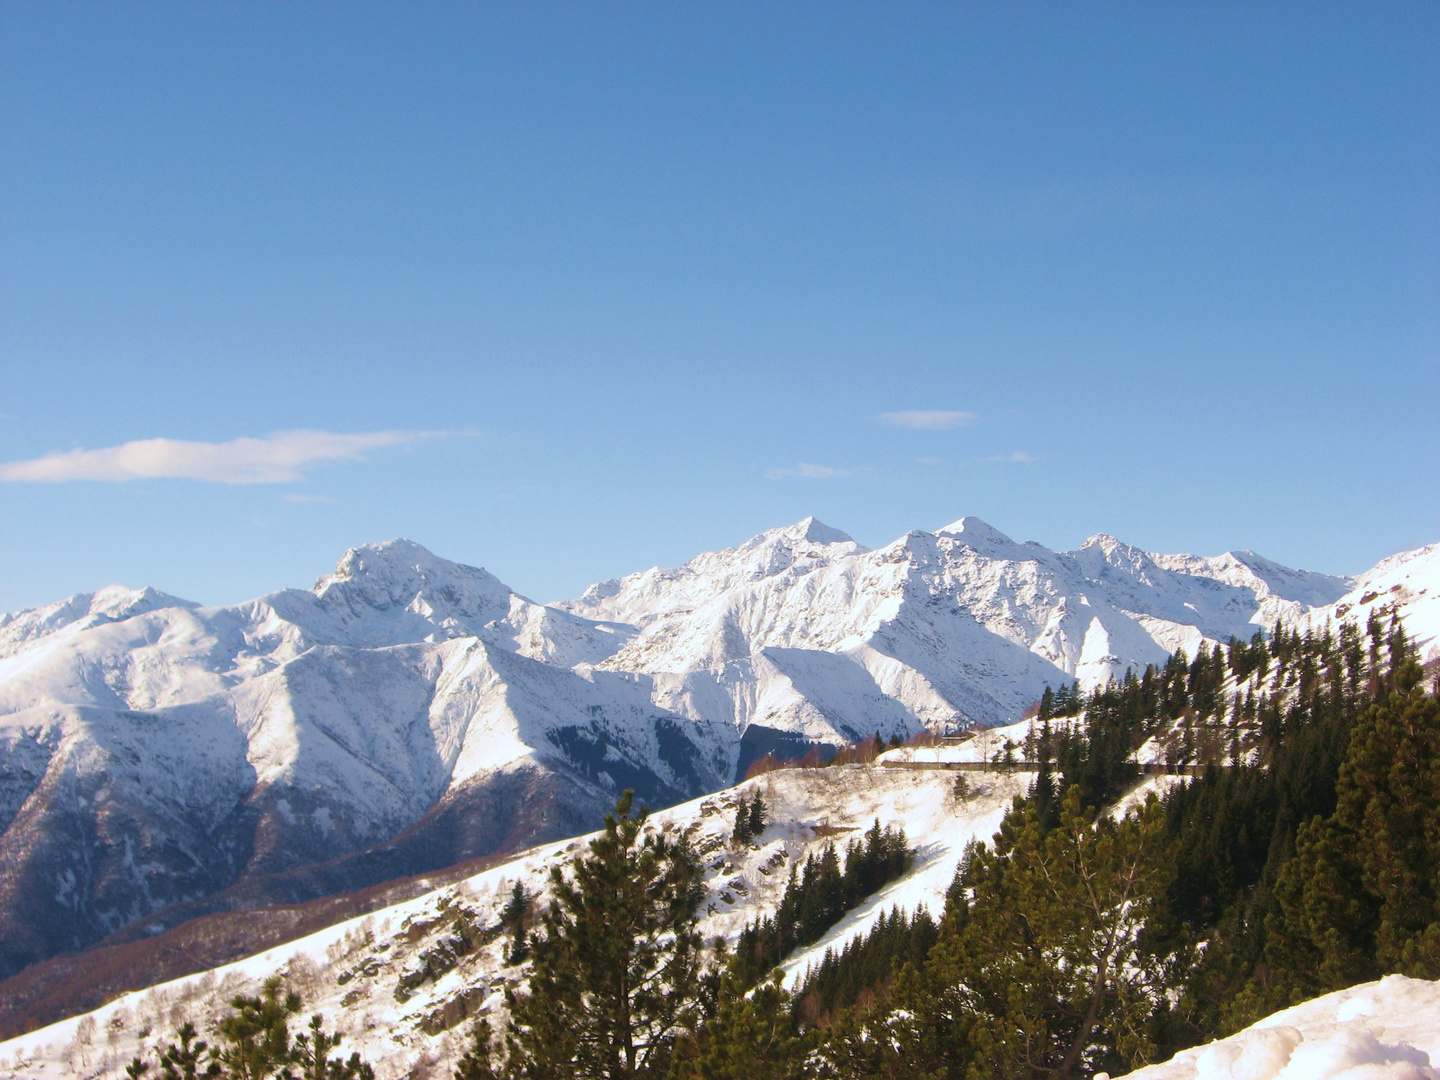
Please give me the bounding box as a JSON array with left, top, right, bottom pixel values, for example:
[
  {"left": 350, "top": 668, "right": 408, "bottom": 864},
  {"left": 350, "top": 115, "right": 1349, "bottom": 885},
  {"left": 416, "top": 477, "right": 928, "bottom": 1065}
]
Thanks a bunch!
[{"left": 1, "top": 515, "right": 1432, "bottom": 984}]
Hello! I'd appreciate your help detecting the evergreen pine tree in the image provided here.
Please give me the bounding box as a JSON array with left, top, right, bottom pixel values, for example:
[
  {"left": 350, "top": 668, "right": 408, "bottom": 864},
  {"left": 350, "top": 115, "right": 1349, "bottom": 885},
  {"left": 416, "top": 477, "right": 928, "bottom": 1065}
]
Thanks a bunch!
[
  {"left": 732, "top": 801, "right": 753, "bottom": 847},
  {"left": 212, "top": 976, "right": 300, "bottom": 1080},
  {"left": 746, "top": 792, "right": 767, "bottom": 840},
  {"left": 156, "top": 1022, "right": 208, "bottom": 1080},
  {"left": 289, "top": 1014, "right": 373, "bottom": 1080},
  {"left": 867, "top": 789, "right": 1182, "bottom": 1080},
  {"left": 503, "top": 882, "right": 531, "bottom": 966},
  {"left": 504, "top": 790, "right": 707, "bottom": 1080},
  {"left": 127, "top": 989, "right": 376, "bottom": 1080},
  {"left": 1038, "top": 685, "right": 1055, "bottom": 722},
  {"left": 1261, "top": 660, "right": 1440, "bottom": 1003},
  {"left": 667, "top": 974, "right": 807, "bottom": 1080},
  {"left": 454, "top": 1019, "right": 500, "bottom": 1080}
]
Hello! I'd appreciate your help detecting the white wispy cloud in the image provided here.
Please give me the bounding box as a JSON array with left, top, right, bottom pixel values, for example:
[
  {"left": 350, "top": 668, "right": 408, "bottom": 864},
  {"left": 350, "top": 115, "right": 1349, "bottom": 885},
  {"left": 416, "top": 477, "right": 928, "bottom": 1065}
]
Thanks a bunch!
[
  {"left": 981, "top": 450, "right": 1035, "bottom": 464},
  {"left": 764, "top": 463, "right": 856, "bottom": 480},
  {"left": 878, "top": 410, "right": 976, "bottom": 431},
  {"left": 0, "top": 429, "right": 440, "bottom": 484},
  {"left": 283, "top": 493, "right": 340, "bottom": 504}
]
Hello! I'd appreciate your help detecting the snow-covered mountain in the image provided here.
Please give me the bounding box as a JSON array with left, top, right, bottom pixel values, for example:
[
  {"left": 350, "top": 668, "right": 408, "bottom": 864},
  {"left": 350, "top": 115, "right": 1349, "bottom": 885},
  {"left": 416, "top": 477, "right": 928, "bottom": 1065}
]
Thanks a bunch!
[
  {"left": 0, "top": 518, "right": 1401, "bottom": 984},
  {"left": 0, "top": 540, "right": 726, "bottom": 982},
  {"left": 1299, "top": 542, "right": 1440, "bottom": 665},
  {"left": 561, "top": 515, "right": 1352, "bottom": 747}
]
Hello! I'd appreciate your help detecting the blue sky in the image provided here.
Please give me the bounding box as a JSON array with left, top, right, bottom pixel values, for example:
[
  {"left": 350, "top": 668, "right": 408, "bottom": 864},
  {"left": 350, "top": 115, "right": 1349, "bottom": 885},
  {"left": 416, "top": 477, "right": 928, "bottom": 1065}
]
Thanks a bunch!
[{"left": 1, "top": 3, "right": 1437, "bottom": 611}]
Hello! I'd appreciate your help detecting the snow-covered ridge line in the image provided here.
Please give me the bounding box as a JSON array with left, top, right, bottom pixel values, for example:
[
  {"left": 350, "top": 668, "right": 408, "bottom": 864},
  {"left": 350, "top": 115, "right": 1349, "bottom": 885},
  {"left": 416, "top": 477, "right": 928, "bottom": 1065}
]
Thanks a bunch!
[
  {"left": 0, "top": 520, "right": 1428, "bottom": 987},
  {"left": 1299, "top": 542, "right": 1439, "bottom": 665}
]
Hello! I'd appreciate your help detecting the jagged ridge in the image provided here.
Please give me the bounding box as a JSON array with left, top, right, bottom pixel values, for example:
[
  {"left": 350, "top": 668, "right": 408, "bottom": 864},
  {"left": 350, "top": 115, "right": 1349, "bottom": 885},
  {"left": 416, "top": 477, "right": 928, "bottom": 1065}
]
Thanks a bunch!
[{"left": 0, "top": 519, "right": 1420, "bottom": 986}]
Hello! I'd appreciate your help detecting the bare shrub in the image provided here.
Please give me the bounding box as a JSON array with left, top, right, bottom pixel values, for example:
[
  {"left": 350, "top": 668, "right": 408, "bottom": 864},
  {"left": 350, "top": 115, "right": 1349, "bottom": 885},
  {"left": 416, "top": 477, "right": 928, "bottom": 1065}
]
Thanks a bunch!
[
  {"left": 168, "top": 1001, "right": 191, "bottom": 1030},
  {"left": 286, "top": 952, "right": 321, "bottom": 996},
  {"left": 73, "top": 1015, "right": 96, "bottom": 1071},
  {"left": 106, "top": 1005, "right": 131, "bottom": 1049}
]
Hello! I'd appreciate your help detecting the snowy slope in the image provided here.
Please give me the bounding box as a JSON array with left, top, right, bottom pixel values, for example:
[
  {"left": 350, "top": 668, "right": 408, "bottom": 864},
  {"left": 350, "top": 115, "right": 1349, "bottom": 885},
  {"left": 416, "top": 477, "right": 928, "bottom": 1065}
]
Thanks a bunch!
[
  {"left": 0, "top": 586, "right": 197, "bottom": 662},
  {"left": 1300, "top": 543, "right": 1440, "bottom": 665},
  {"left": 0, "top": 763, "right": 1034, "bottom": 1080},
  {"left": 0, "top": 520, "right": 1389, "bottom": 982},
  {"left": 6, "top": 761, "right": 1439, "bottom": 1080}
]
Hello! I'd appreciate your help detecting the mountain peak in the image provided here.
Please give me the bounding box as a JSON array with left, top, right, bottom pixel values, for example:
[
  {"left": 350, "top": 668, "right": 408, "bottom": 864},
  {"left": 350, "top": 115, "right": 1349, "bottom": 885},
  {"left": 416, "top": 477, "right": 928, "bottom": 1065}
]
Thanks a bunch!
[
  {"left": 312, "top": 538, "right": 514, "bottom": 625},
  {"left": 936, "top": 516, "right": 1015, "bottom": 548},
  {"left": 321, "top": 538, "right": 448, "bottom": 583},
  {"left": 785, "top": 516, "right": 855, "bottom": 545}
]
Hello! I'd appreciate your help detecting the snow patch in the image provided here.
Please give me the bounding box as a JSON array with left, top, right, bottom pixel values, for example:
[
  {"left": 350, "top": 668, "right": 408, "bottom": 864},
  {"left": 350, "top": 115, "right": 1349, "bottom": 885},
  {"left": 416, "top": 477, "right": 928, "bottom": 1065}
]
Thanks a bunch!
[{"left": 1124, "top": 975, "right": 1440, "bottom": 1080}]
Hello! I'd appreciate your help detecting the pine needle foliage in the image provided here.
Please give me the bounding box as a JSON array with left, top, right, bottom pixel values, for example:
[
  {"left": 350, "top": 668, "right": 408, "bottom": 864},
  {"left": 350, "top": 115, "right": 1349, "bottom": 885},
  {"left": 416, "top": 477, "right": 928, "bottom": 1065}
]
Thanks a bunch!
[
  {"left": 212, "top": 977, "right": 301, "bottom": 1080},
  {"left": 503, "top": 790, "right": 707, "bottom": 1080},
  {"left": 667, "top": 974, "right": 808, "bottom": 1080},
  {"left": 793, "top": 906, "right": 939, "bottom": 1026},
  {"left": 814, "top": 789, "right": 1182, "bottom": 1080},
  {"left": 502, "top": 882, "right": 531, "bottom": 966},
  {"left": 731, "top": 791, "right": 767, "bottom": 847},
  {"left": 1256, "top": 653, "right": 1440, "bottom": 1008},
  {"left": 454, "top": 1019, "right": 500, "bottom": 1080},
  {"left": 122, "top": 978, "right": 374, "bottom": 1080}
]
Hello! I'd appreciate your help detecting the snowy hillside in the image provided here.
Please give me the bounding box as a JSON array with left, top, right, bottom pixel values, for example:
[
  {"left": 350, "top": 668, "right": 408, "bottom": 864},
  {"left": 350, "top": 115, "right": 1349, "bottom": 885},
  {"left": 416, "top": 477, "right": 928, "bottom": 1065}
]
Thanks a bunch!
[
  {"left": 1300, "top": 543, "right": 1440, "bottom": 665},
  {"left": 0, "top": 764, "right": 1034, "bottom": 1080},
  {"left": 1, "top": 572, "right": 1438, "bottom": 1078},
  {"left": 5, "top": 759, "right": 1439, "bottom": 1080},
  {"left": 0, "top": 518, "right": 1393, "bottom": 983}
]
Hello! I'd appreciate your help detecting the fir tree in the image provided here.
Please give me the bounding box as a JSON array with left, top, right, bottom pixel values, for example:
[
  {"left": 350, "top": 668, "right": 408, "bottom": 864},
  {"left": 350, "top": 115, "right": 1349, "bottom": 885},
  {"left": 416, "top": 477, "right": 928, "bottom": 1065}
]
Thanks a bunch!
[
  {"left": 454, "top": 1019, "right": 500, "bottom": 1080},
  {"left": 504, "top": 790, "right": 707, "bottom": 1080},
  {"left": 730, "top": 824, "right": 909, "bottom": 987},
  {"left": 733, "top": 791, "right": 768, "bottom": 846},
  {"left": 503, "top": 881, "right": 532, "bottom": 966},
  {"left": 1038, "top": 685, "right": 1055, "bottom": 722},
  {"left": 732, "top": 802, "right": 753, "bottom": 847},
  {"left": 1261, "top": 659, "right": 1440, "bottom": 1004},
  {"left": 746, "top": 791, "right": 767, "bottom": 841},
  {"left": 667, "top": 974, "right": 807, "bottom": 1080}
]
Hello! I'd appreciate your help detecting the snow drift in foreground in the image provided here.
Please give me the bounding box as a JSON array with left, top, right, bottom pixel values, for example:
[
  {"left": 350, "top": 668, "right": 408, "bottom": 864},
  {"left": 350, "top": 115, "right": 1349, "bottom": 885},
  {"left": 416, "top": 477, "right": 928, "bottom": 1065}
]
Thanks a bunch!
[{"left": 1120, "top": 974, "right": 1440, "bottom": 1080}]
